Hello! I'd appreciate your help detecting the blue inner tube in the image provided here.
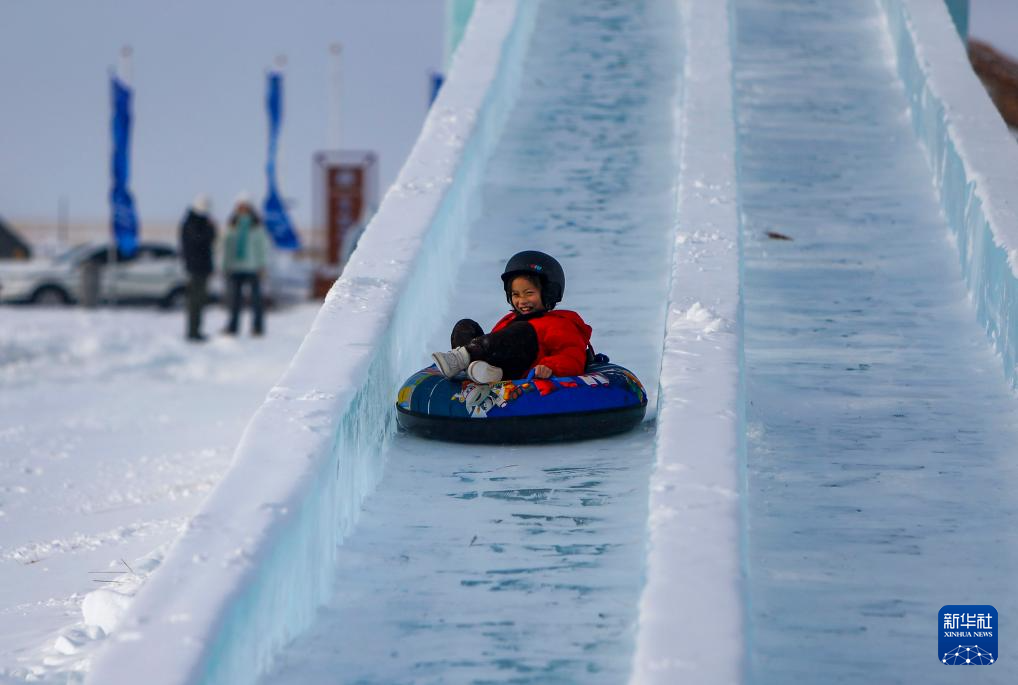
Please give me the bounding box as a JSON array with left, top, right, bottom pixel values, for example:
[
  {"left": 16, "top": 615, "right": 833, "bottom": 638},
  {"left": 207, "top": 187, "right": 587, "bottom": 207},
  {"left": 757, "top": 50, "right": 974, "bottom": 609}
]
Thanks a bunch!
[{"left": 395, "top": 362, "right": 648, "bottom": 443}]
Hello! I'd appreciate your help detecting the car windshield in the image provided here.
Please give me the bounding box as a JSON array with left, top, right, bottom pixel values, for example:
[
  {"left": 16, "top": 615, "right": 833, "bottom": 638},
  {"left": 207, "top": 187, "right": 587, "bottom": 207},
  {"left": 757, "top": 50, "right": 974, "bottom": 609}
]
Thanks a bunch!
[
  {"left": 50, "top": 243, "right": 177, "bottom": 265},
  {"left": 52, "top": 244, "right": 99, "bottom": 264}
]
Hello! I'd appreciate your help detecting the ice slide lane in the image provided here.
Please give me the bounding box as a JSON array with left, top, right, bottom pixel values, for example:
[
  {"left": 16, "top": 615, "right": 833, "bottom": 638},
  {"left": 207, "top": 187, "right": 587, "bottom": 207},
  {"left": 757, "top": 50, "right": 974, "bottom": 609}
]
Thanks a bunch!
[
  {"left": 258, "top": 1, "right": 681, "bottom": 682},
  {"left": 735, "top": 0, "right": 1018, "bottom": 682}
]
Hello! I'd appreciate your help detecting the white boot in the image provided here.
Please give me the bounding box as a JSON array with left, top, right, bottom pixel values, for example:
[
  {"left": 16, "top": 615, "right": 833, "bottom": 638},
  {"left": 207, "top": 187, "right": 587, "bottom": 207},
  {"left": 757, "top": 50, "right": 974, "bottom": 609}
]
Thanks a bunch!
[
  {"left": 431, "top": 347, "right": 470, "bottom": 378},
  {"left": 467, "top": 360, "right": 503, "bottom": 384}
]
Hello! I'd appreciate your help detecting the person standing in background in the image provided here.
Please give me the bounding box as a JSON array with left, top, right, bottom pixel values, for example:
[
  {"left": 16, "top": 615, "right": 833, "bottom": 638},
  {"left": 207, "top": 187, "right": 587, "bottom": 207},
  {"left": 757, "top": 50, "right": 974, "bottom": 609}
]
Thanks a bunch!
[
  {"left": 179, "top": 193, "right": 217, "bottom": 342},
  {"left": 222, "top": 193, "right": 271, "bottom": 336}
]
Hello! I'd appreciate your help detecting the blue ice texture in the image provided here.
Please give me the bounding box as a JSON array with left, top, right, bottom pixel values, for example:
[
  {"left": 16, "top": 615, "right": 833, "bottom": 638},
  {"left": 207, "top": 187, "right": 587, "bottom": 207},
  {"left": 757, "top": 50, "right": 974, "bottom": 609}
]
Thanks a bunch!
[
  {"left": 941, "top": 0, "right": 969, "bottom": 39},
  {"left": 738, "top": 0, "right": 1018, "bottom": 681},
  {"left": 884, "top": 0, "right": 1018, "bottom": 391}
]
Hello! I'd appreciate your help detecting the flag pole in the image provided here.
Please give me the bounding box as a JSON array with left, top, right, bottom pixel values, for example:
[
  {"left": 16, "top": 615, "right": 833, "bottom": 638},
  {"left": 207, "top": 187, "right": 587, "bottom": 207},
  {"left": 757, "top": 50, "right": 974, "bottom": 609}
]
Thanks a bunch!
[
  {"left": 57, "top": 195, "right": 68, "bottom": 245},
  {"left": 328, "top": 43, "right": 342, "bottom": 150},
  {"left": 118, "top": 45, "right": 133, "bottom": 85}
]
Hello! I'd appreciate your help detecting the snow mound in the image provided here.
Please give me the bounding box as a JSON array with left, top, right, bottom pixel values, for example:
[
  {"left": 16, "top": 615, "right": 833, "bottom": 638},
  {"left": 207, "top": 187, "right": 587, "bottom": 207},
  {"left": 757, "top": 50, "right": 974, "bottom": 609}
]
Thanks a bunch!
[
  {"left": 82, "top": 589, "right": 133, "bottom": 636},
  {"left": 678, "top": 301, "right": 725, "bottom": 333},
  {"left": 0, "top": 548, "right": 168, "bottom": 684}
]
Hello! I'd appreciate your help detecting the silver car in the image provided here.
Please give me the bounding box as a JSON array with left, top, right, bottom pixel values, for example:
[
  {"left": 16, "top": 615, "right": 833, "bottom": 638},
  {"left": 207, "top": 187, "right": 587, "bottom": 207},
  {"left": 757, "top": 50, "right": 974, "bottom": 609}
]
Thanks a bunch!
[{"left": 0, "top": 242, "right": 189, "bottom": 307}]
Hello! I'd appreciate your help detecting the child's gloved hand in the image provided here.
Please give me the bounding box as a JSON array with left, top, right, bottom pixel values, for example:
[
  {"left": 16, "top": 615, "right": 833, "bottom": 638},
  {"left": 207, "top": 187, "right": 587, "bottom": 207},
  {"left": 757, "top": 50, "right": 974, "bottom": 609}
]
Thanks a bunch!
[{"left": 533, "top": 365, "right": 553, "bottom": 379}]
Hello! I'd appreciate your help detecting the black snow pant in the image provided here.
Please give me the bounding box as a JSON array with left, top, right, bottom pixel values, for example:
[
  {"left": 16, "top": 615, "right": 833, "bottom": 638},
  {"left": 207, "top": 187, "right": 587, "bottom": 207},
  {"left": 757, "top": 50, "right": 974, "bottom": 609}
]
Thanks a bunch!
[
  {"left": 186, "top": 273, "right": 209, "bottom": 339},
  {"left": 451, "top": 318, "right": 538, "bottom": 380},
  {"left": 226, "top": 272, "right": 264, "bottom": 335}
]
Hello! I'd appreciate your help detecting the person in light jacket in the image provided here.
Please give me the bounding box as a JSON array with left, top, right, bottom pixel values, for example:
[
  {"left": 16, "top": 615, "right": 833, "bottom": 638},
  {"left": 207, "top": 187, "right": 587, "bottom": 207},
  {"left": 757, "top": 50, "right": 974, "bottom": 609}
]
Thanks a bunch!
[{"left": 222, "top": 194, "right": 271, "bottom": 336}]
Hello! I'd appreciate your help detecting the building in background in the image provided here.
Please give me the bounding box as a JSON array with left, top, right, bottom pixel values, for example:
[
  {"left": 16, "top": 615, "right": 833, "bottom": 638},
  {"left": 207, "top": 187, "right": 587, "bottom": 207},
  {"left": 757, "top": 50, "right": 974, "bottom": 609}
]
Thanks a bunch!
[
  {"left": 310, "top": 150, "right": 378, "bottom": 298},
  {"left": 969, "top": 39, "right": 1018, "bottom": 134}
]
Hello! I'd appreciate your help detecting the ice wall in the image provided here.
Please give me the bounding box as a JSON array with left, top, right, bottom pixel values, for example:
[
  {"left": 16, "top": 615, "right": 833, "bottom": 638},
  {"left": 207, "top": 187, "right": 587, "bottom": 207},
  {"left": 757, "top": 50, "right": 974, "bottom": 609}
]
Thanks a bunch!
[
  {"left": 444, "top": 0, "right": 477, "bottom": 68},
  {"left": 86, "top": 2, "right": 537, "bottom": 683},
  {"left": 942, "top": 0, "right": 969, "bottom": 38},
  {"left": 628, "top": 1, "right": 744, "bottom": 683},
  {"left": 880, "top": 0, "right": 1018, "bottom": 390}
]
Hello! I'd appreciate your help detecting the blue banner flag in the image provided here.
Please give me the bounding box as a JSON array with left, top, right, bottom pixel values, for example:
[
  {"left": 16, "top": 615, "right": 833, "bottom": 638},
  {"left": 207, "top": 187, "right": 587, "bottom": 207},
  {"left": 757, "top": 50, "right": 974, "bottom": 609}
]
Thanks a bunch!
[
  {"left": 429, "top": 72, "right": 444, "bottom": 106},
  {"left": 110, "top": 75, "right": 138, "bottom": 256},
  {"left": 263, "top": 71, "right": 300, "bottom": 250}
]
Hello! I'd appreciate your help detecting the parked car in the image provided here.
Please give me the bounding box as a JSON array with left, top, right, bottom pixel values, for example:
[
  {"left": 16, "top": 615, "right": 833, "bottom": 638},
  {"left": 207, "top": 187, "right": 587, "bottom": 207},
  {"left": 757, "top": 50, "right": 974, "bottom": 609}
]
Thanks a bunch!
[{"left": 0, "top": 242, "right": 191, "bottom": 307}]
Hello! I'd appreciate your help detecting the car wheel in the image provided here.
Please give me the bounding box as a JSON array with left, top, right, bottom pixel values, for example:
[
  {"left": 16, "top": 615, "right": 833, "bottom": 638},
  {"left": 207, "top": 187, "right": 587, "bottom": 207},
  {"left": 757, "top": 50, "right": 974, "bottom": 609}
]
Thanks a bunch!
[
  {"left": 161, "top": 287, "right": 187, "bottom": 310},
  {"left": 31, "top": 286, "right": 71, "bottom": 306}
]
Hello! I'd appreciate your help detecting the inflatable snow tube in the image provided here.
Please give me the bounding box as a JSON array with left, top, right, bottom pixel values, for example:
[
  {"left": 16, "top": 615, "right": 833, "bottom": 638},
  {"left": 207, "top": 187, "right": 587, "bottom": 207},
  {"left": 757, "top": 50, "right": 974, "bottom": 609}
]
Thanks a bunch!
[{"left": 395, "top": 362, "right": 648, "bottom": 443}]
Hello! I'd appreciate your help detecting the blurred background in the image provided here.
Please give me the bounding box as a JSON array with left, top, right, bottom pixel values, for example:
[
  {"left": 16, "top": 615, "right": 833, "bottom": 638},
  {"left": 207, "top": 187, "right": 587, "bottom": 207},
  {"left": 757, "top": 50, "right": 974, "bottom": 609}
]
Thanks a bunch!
[
  {"left": 0, "top": 0, "right": 1014, "bottom": 286},
  {"left": 0, "top": 0, "right": 445, "bottom": 251}
]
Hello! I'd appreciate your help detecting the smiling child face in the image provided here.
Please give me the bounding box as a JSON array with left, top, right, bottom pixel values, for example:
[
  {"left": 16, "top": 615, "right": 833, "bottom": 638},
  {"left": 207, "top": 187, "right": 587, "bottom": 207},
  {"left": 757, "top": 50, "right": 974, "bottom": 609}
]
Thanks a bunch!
[{"left": 510, "top": 275, "right": 545, "bottom": 315}]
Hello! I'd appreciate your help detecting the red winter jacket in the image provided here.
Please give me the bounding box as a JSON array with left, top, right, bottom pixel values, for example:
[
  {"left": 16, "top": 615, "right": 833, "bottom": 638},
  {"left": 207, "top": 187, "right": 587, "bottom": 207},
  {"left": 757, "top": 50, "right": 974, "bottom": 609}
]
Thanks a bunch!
[{"left": 491, "top": 309, "right": 592, "bottom": 377}]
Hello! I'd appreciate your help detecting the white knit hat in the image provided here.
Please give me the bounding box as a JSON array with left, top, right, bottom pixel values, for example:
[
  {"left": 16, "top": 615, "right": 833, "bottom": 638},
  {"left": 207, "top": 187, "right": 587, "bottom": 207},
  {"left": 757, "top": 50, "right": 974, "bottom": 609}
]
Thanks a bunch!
[{"left": 192, "top": 193, "right": 211, "bottom": 214}]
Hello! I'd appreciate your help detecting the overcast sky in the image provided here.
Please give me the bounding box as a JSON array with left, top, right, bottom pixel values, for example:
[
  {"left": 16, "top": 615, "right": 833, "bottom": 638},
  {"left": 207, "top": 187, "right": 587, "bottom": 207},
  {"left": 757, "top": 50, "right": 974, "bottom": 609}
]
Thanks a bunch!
[
  {"left": 969, "top": 0, "right": 1018, "bottom": 55},
  {"left": 0, "top": 0, "right": 1015, "bottom": 235},
  {"left": 0, "top": 0, "right": 443, "bottom": 231}
]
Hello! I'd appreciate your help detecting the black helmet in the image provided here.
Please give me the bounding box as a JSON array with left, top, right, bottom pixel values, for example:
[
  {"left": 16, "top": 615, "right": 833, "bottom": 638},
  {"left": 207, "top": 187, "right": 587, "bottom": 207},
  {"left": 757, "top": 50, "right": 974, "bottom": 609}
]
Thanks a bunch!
[{"left": 500, "top": 250, "right": 565, "bottom": 310}]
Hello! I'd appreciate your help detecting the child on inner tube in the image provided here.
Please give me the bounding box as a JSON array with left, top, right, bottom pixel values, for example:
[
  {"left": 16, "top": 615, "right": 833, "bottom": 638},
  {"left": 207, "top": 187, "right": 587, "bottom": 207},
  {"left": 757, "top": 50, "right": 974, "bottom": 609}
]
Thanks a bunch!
[{"left": 431, "top": 251, "right": 593, "bottom": 384}]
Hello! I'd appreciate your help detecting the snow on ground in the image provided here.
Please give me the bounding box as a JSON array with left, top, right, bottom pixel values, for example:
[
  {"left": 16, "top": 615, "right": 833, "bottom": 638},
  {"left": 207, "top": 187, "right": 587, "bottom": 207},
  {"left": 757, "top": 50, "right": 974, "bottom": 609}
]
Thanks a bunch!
[{"left": 0, "top": 302, "right": 318, "bottom": 683}]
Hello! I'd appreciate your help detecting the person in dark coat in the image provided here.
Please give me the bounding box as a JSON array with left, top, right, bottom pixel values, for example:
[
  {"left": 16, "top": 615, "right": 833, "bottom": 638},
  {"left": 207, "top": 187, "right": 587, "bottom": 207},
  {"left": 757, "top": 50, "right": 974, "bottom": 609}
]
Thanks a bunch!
[{"left": 179, "top": 194, "right": 217, "bottom": 341}]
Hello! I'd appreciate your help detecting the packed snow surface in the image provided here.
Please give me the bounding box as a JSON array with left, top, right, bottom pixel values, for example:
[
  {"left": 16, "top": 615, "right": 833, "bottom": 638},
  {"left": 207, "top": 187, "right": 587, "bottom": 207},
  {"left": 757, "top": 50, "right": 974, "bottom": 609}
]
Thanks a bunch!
[
  {"left": 735, "top": 0, "right": 1018, "bottom": 682},
  {"left": 0, "top": 304, "right": 319, "bottom": 682},
  {"left": 259, "top": 0, "right": 681, "bottom": 681}
]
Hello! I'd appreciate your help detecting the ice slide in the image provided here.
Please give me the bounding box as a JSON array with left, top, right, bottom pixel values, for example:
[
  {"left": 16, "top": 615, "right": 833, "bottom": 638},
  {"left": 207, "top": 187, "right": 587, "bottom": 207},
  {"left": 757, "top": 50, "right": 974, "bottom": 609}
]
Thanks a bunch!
[
  {"left": 736, "top": 1, "right": 1018, "bottom": 682},
  {"left": 87, "top": 0, "right": 1018, "bottom": 683}
]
